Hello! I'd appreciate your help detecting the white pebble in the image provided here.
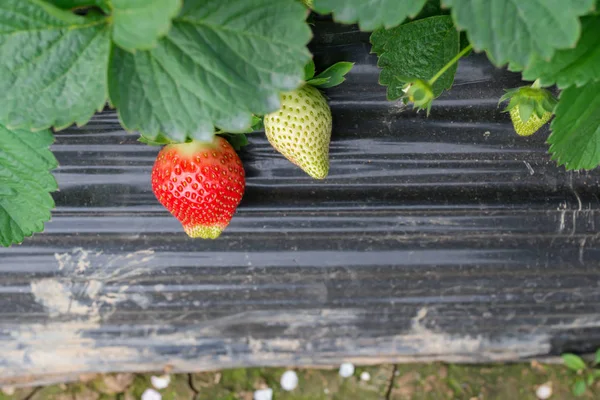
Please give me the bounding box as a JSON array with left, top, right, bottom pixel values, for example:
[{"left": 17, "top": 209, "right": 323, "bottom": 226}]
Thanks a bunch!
[
  {"left": 254, "top": 388, "right": 273, "bottom": 400},
  {"left": 141, "top": 388, "right": 162, "bottom": 400},
  {"left": 360, "top": 371, "right": 371, "bottom": 381},
  {"left": 151, "top": 375, "right": 171, "bottom": 390},
  {"left": 339, "top": 363, "right": 355, "bottom": 378},
  {"left": 280, "top": 370, "right": 298, "bottom": 391},
  {"left": 536, "top": 383, "right": 553, "bottom": 399}
]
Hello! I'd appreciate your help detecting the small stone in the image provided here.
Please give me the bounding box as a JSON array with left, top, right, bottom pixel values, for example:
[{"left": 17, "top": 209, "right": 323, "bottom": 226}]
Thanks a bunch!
[
  {"left": 73, "top": 387, "right": 100, "bottom": 400},
  {"left": 536, "top": 383, "right": 553, "bottom": 399},
  {"left": 360, "top": 371, "right": 371, "bottom": 381},
  {"left": 339, "top": 363, "right": 355, "bottom": 378},
  {"left": 280, "top": 370, "right": 298, "bottom": 391},
  {"left": 78, "top": 373, "right": 98, "bottom": 383},
  {"left": 141, "top": 388, "right": 162, "bottom": 400},
  {"left": 151, "top": 375, "right": 171, "bottom": 390},
  {"left": 97, "top": 373, "right": 135, "bottom": 394},
  {"left": 163, "top": 365, "right": 174, "bottom": 374},
  {"left": 253, "top": 388, "right": 273, "bottom": 400}
]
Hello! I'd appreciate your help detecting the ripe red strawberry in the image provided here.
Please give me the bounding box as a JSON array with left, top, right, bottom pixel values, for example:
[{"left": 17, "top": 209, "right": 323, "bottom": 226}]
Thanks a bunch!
[{"left": 151, "top": 137, "right": 245, "bottom": 239}]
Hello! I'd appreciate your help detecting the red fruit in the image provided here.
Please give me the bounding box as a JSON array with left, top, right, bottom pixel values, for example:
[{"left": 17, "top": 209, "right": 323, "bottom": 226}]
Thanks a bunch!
[{"left": 151, "top": 137, "right": 245, "bottom": 239}]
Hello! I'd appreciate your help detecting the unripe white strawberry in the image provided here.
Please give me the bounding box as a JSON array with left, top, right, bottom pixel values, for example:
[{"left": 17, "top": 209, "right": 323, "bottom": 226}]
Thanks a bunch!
[{"left": 264, "top": 85, "right": 332, "bottom": 179}]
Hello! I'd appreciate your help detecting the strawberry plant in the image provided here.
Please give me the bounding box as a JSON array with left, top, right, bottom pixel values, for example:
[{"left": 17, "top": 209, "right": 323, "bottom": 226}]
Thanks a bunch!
[
  {"left": 0, "top": 0, "right": 599, "bottom": 246},
  {"left": 562, "top": 351, "right": 600, "bottom": 396}
]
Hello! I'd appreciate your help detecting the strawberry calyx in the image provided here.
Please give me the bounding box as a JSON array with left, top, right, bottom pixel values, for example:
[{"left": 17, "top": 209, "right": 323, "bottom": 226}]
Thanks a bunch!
[
  {"left": 500, "top": 81, "right": 558, "bottom": 136},
  {"left": 402, "top": 79, "right": 435, "bottom": 115},
  {"left": 304, "top": 60, "right": 354, "bottom": 89}
]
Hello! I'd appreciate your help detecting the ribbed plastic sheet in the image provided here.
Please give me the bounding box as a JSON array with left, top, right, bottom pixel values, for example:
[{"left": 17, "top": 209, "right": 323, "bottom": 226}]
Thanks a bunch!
[{"left": 1, "top": 19, "right": 600, "bottom": 385}]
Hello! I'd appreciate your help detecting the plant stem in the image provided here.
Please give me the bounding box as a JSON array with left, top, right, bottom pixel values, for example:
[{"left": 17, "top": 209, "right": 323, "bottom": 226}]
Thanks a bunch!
[{"left": 428, "top": 44, "right": 473, "bottom": 86}]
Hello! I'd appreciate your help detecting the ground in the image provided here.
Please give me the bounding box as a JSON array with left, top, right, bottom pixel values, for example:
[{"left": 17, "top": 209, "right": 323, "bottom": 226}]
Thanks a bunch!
[{"left": 0, "top": 362, "right": 597, "bottom": 400}]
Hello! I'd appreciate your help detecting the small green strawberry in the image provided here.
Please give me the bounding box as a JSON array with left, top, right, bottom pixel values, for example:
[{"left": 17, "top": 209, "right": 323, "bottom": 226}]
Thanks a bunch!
[
  {"left": 500, "top": 81, "right": 557, "bottom": 137},
  {"left": 263, "top": 61, "right": 353, "bottom": 179},
  {"left": 264, "top": 85, "right": 332, "bottom": 179},
  {"left": 509, "top": 107, "right": 553, "bottom": 137}
]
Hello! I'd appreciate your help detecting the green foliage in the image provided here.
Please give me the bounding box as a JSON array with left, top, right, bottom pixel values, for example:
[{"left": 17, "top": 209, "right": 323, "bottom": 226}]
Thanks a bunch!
[
  {"left": 560, "top": 352, "right": 600, "bottom": 397},
  {"left": 523, "top": 15, "right": 600, "bottom": 88},
  {"left": 110, "top": 0, "right": 182, "bottom": 51},
  {"left": 442, "top": 0, "right": 595, "bottom": 68},
  {"left": 371, "top": 16, "right": 459, "bottom": 100},
  {"left": 304, "top": 60, "right": 316, "bottom": 80},
  {"left": 313, "top": 0, "right": 428, "bottom": 30},
  {"left": 549, "top": 82, "right": 600, "bottom": 170},
  {"left": 573, "top": 378, "right": 587, "bottom": 396},
  {"left": 220, "top": 134, "right": 249, "bottom": 150},
  {"left": 109, "top": 0, "right": 311, "bottom": 143},
  {"left": 0, "top": 125, "right": 58, "bottom": 247},
  {"left": 0, "top": 0, "right": 310, "bottom": 141},
  {"left": 562, "top": 354, "right": 588, "bottom": 372},
  {"left": 0, "top": 0, "right": 110, "bottom": 131},
  {"left": 3, "top": 0, "right": 600, "bottom": 245},
  {"left": 307, "top": 62, "right": 354, "bottom": 88},
  {"left": 138, "top": 134, "right": 177, "bottom": 146},
  {"left": 46, "top": 0, "right": 109, "bottom": 10}
]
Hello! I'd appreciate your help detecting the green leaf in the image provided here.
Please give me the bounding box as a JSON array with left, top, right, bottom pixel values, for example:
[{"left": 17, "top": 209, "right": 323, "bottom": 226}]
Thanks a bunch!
[
  {"left": 371, "top": 15, "right": 460, "bottom": 100},
  {"left": 0, "top": 125, "right": 58, "bottom": 247},
  {"left": 549, "top": 82, "right": 600, "bottom": 170},
  {"left": 596, "top": 349, "right": 600, "bottom": 365},
  {"left": 110, "top": 0, "right": 182, "bottom": 51},
  {"left": 305, "top": 77, "right": 330, "bottom": 86},
  {"left": 304, "top": 60, "right": 316, "bottom": 80},
  {"left": 591, "top": 369, "right": 600, "bottom": 378},
  {"left": 108, "top": 0, "right": 311, "bottom": 143},
  {"left": 573, "top": 379, "right": 587, "bottom": 396},
  {"left": 309, "top": 62, "right": 354, "bottom": 89},
  {"left": 416, "top": 0, "right": 447, "bottom": 19},
  {"left": 0, "top": 0, "right": 110, "bottom": 131},
  {"left": 220, "top": 133, "right": 249, "bottom": 150},
  {"left": 523, "top": 15, "right": 600, "bottom": 89},
  {"left": 586, "top": 374, "right": 595, "bottom": 386},
  {"left": 562, "top": 354, "right": 588, "bottom": 371},
  {"left": 46, "top": 0, "right": 109, "bottom": 10},
  {"left": 138, "top": 133, "right": 177, "bottom": 146},
  {"left": 250, "top": 115, "right": 264, "bottom": 132},
  {"left": 313, "top": 0, "right": 428, "bottom": 30},
  {"left": 442, "top": 0, "right": 596, "bottom": 67}
]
